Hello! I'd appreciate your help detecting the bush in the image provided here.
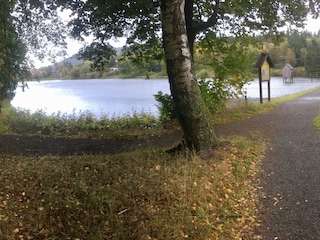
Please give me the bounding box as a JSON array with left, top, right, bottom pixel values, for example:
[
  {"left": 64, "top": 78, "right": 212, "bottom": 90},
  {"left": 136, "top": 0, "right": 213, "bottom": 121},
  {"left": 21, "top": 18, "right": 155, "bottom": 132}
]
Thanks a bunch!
[
  {"left": 154, "top": 77, "right": 240, "bottom": 121},
  {"left": 198, "top": 78, "right": 231, "bottom": 112},
  {"left": 154, "top": 91, "right": 176, "bottom": 123}
]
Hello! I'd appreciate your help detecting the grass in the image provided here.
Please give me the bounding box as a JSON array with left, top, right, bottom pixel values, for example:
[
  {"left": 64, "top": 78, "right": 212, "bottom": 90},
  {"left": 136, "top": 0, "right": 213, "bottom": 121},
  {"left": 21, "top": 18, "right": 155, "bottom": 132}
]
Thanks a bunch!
[
  {"left": 213, "top": 86, "right": 320, "bottom": 124},
  {"left": 0, "top": 107, "right": 167, "bottom": 139},
  {"left": 313, "top": 104, "right": 320, "bottom": 131},
  {"left": 0, "top": 136, "right": 264, "bottom": 239},
  {"left": 314, "top": 113, "right": 320, "bottom": 130},
  {"left": 0, "top": 86, "right": 319, "bottom": 239}
]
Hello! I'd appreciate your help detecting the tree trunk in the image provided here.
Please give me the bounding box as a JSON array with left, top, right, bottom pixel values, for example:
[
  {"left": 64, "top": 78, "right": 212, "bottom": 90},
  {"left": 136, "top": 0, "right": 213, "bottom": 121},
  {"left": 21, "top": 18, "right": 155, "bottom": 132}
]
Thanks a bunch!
[{"left": 160, "top": 0, "right": 218, "bottom": 159}]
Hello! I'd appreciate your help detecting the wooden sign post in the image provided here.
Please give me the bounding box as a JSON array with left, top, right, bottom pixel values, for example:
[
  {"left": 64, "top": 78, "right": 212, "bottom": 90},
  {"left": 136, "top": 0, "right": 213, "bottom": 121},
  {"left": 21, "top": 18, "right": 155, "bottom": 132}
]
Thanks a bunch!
[{"left": 255, "top": 53, "right": 274, "bottom": 103}]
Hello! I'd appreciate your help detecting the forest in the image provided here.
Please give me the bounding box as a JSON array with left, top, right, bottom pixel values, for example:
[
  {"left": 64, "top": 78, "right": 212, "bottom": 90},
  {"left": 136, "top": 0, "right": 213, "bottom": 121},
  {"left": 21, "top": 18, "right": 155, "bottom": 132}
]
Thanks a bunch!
[{"left": 32, "top": 30, "right": 320, "bottom": 80}]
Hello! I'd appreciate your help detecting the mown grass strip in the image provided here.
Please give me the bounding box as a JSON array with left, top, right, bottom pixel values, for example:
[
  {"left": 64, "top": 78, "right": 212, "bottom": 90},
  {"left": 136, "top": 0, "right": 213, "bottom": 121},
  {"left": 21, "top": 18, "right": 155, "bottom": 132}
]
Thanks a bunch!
[
  {"left": 213, "top": 86, "right": 320, "bottom": 124},
  {"left": 313, "top": 107, "right": 320, "bottom": 131}
]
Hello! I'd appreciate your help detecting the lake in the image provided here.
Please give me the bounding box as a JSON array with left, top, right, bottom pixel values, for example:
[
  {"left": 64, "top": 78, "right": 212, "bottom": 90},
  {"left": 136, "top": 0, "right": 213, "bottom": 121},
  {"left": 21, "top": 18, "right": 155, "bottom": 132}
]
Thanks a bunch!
[
  {"left": 11, "top": 79, "right": 171, "bottom": 117},
  {"left": 11, "top": 77, "right": 320, "bottom": 117}
]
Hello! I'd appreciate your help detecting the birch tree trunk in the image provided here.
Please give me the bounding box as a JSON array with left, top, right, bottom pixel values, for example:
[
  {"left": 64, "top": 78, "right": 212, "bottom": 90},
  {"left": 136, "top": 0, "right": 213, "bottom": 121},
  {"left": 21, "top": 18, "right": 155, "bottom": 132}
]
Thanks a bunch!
[{"left": 161, "top": 0, "right": 218, "bottom": 159}]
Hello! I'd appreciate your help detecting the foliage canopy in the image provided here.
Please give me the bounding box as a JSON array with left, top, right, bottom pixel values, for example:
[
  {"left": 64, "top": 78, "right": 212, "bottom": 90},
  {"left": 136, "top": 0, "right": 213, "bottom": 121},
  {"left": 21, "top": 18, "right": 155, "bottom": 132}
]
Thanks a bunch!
[
  {"left": 0, "top": 0, "right": 30, "bottom": 99},
  {"left": 12, "top": 0, "right": 320, "bottom": 68}
]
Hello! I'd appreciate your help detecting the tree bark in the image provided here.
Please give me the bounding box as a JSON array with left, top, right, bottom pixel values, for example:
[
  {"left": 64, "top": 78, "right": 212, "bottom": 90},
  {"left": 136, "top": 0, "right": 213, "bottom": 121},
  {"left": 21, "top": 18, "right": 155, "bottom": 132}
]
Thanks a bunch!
[{"left": 160, "top": 0, "right": 218, "bottom": 159}]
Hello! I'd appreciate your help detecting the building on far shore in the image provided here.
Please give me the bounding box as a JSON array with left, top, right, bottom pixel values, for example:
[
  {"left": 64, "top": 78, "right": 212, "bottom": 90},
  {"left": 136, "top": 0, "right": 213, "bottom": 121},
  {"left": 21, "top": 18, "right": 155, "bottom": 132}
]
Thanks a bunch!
[{"left": 282, "top": 63, "right": 294, "bottom": 83}]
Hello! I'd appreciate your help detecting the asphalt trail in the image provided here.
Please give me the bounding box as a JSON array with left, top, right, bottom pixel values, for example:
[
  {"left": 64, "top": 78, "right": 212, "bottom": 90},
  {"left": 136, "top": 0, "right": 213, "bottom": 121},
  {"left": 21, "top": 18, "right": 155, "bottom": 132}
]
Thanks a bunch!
[{"left": 215, "top": 89, "right": 320, "bottom": 239}]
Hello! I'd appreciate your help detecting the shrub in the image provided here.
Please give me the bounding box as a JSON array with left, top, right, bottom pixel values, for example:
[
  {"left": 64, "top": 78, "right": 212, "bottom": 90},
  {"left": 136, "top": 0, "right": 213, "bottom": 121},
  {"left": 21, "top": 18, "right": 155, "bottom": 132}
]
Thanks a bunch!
[
  {"left": 154, "top": 91, "right": 176, "bottom": 123},
  {"left": 198, "top": 78, "right": 230, "bottom": 112},
  {"left": 154, "top": 77, "right": 246, "bottom": 121}
]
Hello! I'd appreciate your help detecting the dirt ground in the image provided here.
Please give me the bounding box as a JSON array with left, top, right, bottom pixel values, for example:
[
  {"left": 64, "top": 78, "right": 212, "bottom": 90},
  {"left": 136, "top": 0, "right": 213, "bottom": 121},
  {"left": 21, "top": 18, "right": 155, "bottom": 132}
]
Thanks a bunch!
[{"left": 0, "top": 131, "right": 183, "bottom": 156}]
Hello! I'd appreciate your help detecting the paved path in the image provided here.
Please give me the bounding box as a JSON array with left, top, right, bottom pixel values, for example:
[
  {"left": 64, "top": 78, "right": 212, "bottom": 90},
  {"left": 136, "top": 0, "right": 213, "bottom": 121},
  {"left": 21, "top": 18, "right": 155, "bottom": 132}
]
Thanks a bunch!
[{"left": 215, "top": 89, "right": 320, "bottom": 239}]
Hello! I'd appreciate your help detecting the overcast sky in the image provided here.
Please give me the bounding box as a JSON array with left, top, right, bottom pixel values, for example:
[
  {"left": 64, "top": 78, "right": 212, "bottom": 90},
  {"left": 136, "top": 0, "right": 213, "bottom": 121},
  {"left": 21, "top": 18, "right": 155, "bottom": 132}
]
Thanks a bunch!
[
  {"left": 306, "top": 15, "right": 320, "bottom": 34},
  {"left": 31, "top": 16, "right": 320, "bottom": 69}
]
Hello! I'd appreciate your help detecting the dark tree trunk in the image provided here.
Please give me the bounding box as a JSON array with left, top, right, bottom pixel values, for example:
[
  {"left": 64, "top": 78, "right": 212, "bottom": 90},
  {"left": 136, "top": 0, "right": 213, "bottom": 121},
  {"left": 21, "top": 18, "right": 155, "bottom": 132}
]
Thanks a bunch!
[{"left": 160, "top": 0, "right": 218, "bottom": 159}]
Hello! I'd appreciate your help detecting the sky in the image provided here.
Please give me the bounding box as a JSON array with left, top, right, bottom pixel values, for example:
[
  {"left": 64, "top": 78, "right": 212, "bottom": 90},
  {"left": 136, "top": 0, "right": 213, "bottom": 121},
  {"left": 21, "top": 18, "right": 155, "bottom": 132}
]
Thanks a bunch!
[
  {"left": 30, "top": 37, "right": 126, "bottom": 69},
  {"left": 306, "top": 15, "right": 320, "bottom": 34},
  {"left": 32, "top": 16, "right": 320, "bottom": 69}
]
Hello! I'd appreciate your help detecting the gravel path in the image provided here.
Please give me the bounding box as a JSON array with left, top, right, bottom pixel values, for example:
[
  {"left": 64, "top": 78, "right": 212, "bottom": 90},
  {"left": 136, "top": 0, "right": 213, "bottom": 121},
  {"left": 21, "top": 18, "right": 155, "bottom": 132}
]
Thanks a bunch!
[
  {"left": 258, "top": 90, "right": 320, "bottom": 239},
  {"left": 215, "top": 89, "right": 320, "bottom": 239}
]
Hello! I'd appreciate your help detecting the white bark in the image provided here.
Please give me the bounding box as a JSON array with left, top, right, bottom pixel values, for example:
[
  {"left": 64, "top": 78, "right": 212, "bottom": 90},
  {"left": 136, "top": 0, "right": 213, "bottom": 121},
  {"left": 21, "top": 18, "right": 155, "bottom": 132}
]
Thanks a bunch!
[{"left": 161, "top": 0, "right": 218, "bottom": 158}]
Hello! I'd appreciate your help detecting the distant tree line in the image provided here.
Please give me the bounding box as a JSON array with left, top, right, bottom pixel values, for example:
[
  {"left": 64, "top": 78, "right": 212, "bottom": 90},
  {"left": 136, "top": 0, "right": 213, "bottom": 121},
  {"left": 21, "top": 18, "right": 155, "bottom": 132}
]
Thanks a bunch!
[
  {"left": 31, "top": 30, "right": 320, "bottom": 81},
  {"left": 32, "top": 55, "right": 167, "bottom": 80},
  {"left": 264, "top": 30, "right": 320, "bottom": 77},
  {"left": 194, "top": 30, "right": 320, "bottom": 79}
]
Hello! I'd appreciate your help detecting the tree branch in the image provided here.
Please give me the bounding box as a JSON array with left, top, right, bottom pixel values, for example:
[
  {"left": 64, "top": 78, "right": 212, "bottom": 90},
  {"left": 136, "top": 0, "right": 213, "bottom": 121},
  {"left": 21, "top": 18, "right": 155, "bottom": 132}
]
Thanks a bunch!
[
  {"left": 192, "top": 0, "right": 221, "bottom": 36},
  {"left": 185, "top": 0, "right": 194, "bottom": 37}
]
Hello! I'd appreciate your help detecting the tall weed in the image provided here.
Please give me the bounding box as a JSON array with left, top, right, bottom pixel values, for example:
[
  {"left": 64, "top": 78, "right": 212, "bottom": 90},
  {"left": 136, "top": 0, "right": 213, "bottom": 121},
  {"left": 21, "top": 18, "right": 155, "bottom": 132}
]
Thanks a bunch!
[{"left": 2, "top": 107, "right": 159, "bottom": 138}]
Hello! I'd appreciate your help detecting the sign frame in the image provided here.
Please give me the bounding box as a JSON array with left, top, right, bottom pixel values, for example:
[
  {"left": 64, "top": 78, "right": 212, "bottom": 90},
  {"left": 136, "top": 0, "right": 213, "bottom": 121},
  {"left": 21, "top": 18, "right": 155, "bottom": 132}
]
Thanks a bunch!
[{"left": 255, "top": 53, "right": 274, "bottom": 103}]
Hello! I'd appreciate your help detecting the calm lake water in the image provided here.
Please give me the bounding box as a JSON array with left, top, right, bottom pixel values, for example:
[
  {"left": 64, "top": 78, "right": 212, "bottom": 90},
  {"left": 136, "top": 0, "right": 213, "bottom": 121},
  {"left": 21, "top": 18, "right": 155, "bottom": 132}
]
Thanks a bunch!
[
  {"left": 11, "top": 77, "right": 320, "bottom": 117},
  {"left": 12, "top": 79, "right": 171, "bottom": 117}
]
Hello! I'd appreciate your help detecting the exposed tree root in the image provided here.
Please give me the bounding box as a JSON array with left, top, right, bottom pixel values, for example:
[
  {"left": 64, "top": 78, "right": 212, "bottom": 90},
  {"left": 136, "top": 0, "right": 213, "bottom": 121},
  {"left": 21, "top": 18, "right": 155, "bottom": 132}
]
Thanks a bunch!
[
  {"left": 166, "top": 138, "right": 232, "bottom": 160},
  {"left": 165, "top": 139, "right": 220, "bottom": 160}
]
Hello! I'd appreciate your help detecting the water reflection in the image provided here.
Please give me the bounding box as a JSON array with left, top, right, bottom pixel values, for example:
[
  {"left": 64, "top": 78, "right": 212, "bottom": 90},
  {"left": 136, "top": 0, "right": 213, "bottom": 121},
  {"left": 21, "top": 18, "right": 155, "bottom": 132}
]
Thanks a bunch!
[
  {"left": 11, "top": 77, "right": 320, "bottom": 117},
  {"left": 244, "top": 77, "right": 320, "bottom": 99},
  {"left": 11, "top": 79, "right": 171, "bottom": 117}
]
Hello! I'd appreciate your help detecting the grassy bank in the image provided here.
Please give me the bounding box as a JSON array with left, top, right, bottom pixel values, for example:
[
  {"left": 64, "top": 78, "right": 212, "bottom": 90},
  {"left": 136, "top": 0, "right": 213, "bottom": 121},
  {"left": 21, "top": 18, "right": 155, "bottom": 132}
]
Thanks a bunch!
[
  {"left": 0, "top": 137, "right": 264, "bottom": 239},
  {"left": 213, "top": 86, "right": 320, "bottom": 124},
  {"left": 1, "top": 86, "right": 319, "bottom": 140},
  {"left": 0, "top": 107, "right": 166, "bottom": 139},
  {"left": 313, "top": 104, "right": 320, "bottom": 131}
]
